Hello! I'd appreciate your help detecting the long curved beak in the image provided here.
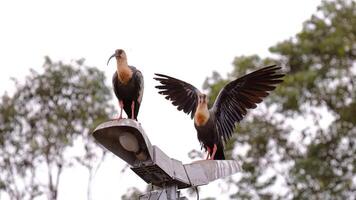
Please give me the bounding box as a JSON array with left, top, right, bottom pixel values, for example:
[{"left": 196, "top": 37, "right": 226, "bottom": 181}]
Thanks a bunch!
[{"left": 107, "top": 53, "right": 116, "bottom": 66}]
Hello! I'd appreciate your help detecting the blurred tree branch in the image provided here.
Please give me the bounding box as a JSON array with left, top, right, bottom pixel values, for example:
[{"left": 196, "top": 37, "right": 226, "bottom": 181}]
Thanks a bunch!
[{"left": 0, "top": 57, "right": 114, "bottom": 199}]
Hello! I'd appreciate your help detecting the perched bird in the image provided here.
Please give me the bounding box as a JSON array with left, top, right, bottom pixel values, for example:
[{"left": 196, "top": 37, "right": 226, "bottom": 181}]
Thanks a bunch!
[
  {"left": 107, "top": 49, "right": 144, "bottom": 120},
  {"left": 154, "top": 65, "right": 284, "bottom": 160}
]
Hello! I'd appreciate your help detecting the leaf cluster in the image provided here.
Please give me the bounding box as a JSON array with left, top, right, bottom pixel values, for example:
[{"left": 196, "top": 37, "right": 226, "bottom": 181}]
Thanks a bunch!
[{"left": 0, "top": 57, "right": 114, "bottom": 199}]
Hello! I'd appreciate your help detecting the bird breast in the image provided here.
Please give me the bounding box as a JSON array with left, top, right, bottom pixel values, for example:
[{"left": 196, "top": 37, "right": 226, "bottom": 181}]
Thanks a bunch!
[{"left": 118, "top": 67, "right": 133, "bottom": 84}]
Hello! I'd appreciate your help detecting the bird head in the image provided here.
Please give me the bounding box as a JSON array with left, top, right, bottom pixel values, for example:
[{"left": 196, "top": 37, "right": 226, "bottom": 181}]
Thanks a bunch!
[
  {"left": 198, "top": 94, "right": 208, "bottom": 105},
  {"left": 107, "top": 49, "right": 126, "bottom": 65}
]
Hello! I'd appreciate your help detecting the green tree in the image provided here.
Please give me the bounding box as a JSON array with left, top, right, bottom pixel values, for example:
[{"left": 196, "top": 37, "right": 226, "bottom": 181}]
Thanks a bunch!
[
  {"left": 119, "top": 1, "right": 355, "bottom": 199},
  {"left": 271, "top": 0, "right": 356, "bottom": 199},
  {"left": 121, "top": 187, "right": 143, "bottom": 200},
  {"left": 0, "top": 57, "right": 114, "bottom": 199},
  {"left": 202, "top": 0, "right": 355, "bottom": 199}
]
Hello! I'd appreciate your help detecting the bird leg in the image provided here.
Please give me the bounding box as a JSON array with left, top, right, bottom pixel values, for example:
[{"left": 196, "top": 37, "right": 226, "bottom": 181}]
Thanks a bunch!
[
  {"left": 117, "top": 100, "right": 124, "bottom": 120},
  {"left": 206, "top": 146, "right": 211, "bottom": 160},
  {"left": 131, "top": 101, "right": 135, "bottom": 120},
  {"left": 209, "top": 144, "right": 217, "bottom": 160}
]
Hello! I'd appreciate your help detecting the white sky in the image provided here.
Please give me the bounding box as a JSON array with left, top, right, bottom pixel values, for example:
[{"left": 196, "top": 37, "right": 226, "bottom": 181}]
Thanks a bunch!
[{"left": 0, "top": 0, "right": 322, "bottom": 199}]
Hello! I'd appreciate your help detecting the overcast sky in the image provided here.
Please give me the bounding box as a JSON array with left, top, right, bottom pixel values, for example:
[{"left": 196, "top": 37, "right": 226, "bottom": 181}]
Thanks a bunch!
[{"left": 0, "top": 0, "right": 322, "bottom": 199}]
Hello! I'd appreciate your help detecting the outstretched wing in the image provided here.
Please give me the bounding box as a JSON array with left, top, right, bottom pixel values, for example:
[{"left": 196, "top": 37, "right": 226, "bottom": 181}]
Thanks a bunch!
[
  {"left": 154, "top": 73, "right": 200, "bottom": 119},
  {"left": 212, "top": 65, "right": 285, "bottom": 144}
]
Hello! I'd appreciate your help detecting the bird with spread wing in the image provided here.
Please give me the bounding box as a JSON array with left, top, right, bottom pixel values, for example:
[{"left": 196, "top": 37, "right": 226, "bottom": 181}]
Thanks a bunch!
[
  {"left": 154, "top": 65, "right": 284, "bottom": 160},
  {"left": 107, "top": 49, "right": 144, "bottom": 121}
]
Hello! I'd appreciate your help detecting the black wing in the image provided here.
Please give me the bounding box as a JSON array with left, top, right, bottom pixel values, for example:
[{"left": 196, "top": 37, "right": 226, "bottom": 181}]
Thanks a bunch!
[
  {"left": 112, "top": 71, "right": 120, "bottom": 99},
  {"left": 212, "top": 65, "right": 285, "bottom": 144},
  {"left": 154, "top": 73, "right": 200, "bottom": 118},
  {"left": 131, "top": 66, "right": 144, "bottom": 103}
]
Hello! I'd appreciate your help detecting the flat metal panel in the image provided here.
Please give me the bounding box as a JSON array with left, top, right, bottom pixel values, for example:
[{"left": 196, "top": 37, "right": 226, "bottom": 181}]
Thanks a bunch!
[
  {"left": 153, "top": 146, "right": 174, "bottom": 177},
  {"left": 183, "top": 162, "right": 209, "bottom": 186},
  {"left": 171, "top": 159, "right": 190, "bottom": 185},
  {"left": 205, "top": 160, "right": 240, "bottom": 181},
  {"left": 183, "top": 160, "right": 240, "bottom": 186}
]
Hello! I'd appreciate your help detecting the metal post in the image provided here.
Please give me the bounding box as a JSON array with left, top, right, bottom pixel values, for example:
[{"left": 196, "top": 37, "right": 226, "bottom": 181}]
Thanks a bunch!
[
  {"left": 139, "top": 185, "right": 188, "bottom": 200},
  {"left": 165, "top": 185, "right": 177, "bottom": 200}
]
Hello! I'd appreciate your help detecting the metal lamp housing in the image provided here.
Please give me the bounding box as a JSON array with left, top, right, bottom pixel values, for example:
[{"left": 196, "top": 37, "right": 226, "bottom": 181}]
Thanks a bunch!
[
  {"left": 92, "top": 119, "right": 240, "bottom": 193},
  {"left": 92, "top": 120, "right": 153, "bottom": 166}
]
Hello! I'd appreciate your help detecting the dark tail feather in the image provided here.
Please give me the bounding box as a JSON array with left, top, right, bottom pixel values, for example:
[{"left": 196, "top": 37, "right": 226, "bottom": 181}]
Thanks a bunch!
[
  {"left": 134, "top": 101, "right": 140, "bottom": 120},
  {"left": 213, "top": 143, "right": 225, "bottom": 160}
]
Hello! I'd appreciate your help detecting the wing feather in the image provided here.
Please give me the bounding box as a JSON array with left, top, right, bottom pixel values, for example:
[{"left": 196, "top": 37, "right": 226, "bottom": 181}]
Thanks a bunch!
[
  {"left": 212, "top": 64, "right": 285, "bottom": 144},
  {"left": 134, "top": 69, "right": 144, "bottom": 103},
  {"left": 154, "top": 73, "right": 200, "bottom": 118}
]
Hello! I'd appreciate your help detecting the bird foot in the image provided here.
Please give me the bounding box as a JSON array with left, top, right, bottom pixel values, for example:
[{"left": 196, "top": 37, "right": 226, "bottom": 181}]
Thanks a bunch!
[
  {"left": 110, "top": 117, "right": 123, "bottom": 121},
  {"left": 111, "top": 115, "right": 125, "bottom": 121},
  {"left": 204, "top": 144, "right": 217, "bottom": 160}
]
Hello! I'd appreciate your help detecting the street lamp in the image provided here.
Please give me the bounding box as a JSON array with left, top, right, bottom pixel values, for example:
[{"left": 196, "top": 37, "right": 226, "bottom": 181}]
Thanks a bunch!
[{"left": 92, "top": 119, "right": 240, "bottom": 200}]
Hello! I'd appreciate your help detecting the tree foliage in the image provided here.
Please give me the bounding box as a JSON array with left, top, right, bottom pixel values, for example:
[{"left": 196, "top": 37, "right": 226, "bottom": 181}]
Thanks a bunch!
[
  {"left": 0, "top": 57, "right": 114, "bottom": 199},
  {"left": 118, "top": 1, "right": 356, "bottom": 199},
  {"left": 202, "top": 0, "right": 355, "bottom": 199},
  {"left": 121, "top": 187, "right": 143, "bottom": 200}
]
